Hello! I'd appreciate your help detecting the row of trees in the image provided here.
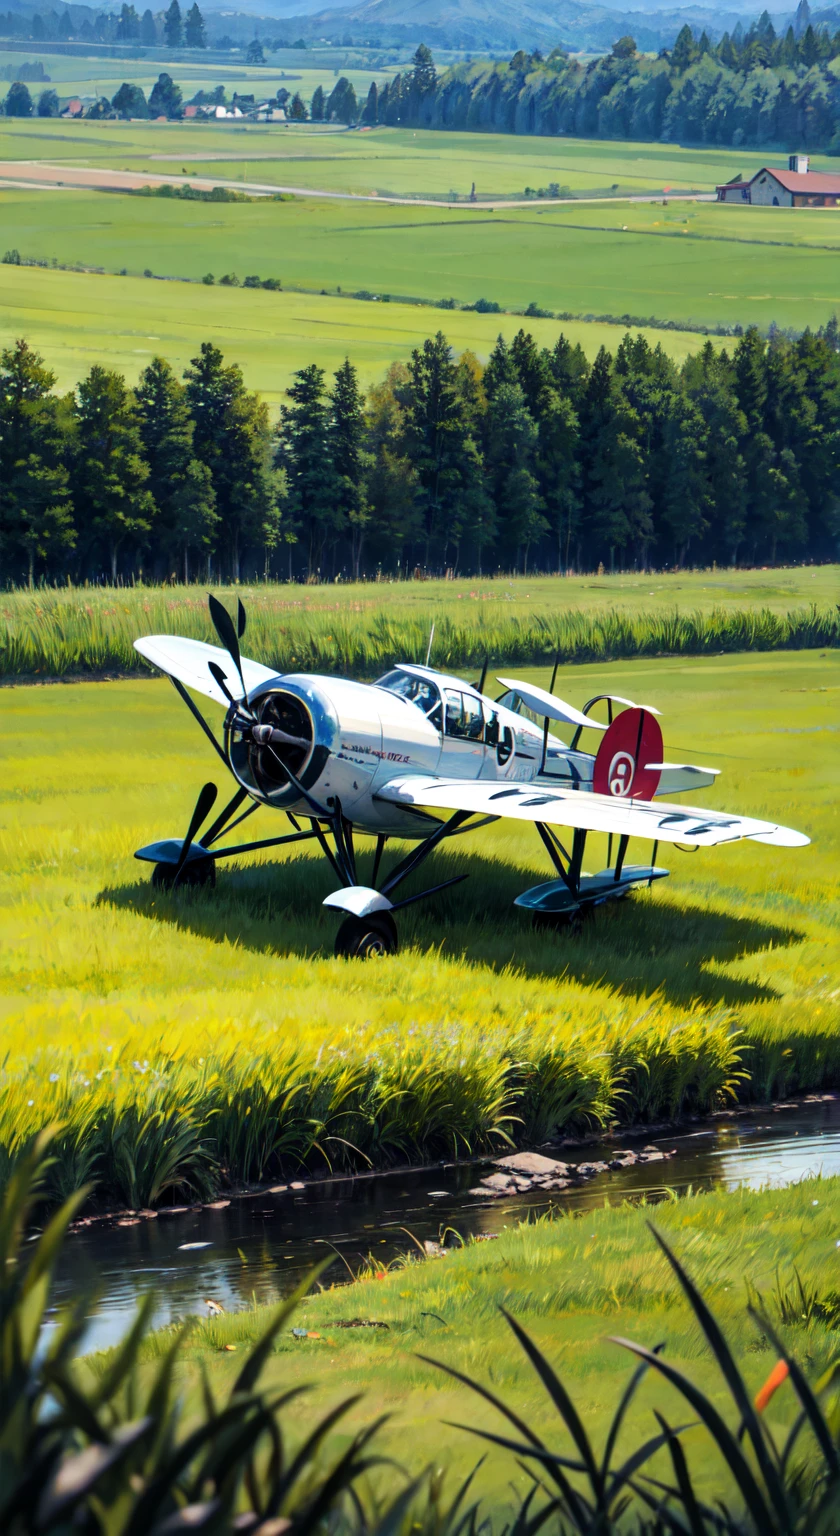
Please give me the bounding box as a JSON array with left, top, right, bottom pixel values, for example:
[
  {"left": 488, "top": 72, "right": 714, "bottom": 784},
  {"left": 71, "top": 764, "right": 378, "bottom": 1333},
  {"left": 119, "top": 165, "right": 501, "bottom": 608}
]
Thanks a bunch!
[
  {"left": 1, "top": 325, "right": 838, "bottom": 589},
  {"left": 347, "top": 36, "right": 840, "bottom": 151},
  {"left": 0, "top": 1, "right": 207, "bottom": 48}
]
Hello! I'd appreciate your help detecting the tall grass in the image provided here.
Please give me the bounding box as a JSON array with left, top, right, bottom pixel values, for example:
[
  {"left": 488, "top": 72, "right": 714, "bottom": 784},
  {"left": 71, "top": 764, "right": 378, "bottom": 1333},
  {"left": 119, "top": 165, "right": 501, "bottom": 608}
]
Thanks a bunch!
[
  {"left": 2, "top": 584, "right": 837, "bottom": 679},
  {"left": 0, "top": 1007, "right": 751, "bottom": 1208}
]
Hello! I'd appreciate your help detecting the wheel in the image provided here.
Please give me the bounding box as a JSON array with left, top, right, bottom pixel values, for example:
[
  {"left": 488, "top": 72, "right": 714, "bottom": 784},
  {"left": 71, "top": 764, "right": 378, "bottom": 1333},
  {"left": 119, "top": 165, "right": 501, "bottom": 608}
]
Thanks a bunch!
[
  {"left": 531, "top": 905, "right": 587, "bottom": 935},
  {"left": 334, "top": 912, "right": 398, "bottom": 959},
  {"left": 152, "top": 858, "right": 215, "bottom": 891}
]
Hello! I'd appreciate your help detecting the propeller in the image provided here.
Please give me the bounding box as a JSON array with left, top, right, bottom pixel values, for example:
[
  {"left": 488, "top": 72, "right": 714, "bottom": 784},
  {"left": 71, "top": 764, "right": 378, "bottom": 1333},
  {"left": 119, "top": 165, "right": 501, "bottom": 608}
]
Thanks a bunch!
[
  {"left": 173, "top": 781, "right": 218, "bottom": 884},
  {"left": 208, "top": 660, "right": 253, "bottom": 726},
  {"left": 208, "top": 593, "right": 250, "bottom": 705}
]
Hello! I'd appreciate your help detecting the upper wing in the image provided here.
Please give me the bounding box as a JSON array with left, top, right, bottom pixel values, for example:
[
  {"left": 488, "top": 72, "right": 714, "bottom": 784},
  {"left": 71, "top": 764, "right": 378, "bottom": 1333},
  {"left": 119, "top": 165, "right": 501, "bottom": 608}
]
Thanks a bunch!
[
  {"left": 375, "top": 775, "right": 809, "bottom": 849},
  {"left": 134, "top": 634, "right": 278, "bottom": 706},
  {"left": 495, "top": 677, "right": 605, "bottom": 730}
]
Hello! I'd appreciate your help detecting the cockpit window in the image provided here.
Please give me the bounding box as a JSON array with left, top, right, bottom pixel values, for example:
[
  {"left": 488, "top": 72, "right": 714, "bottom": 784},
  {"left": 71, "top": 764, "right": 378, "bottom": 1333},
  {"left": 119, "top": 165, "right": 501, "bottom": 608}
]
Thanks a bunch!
[
  {"left": 444, "top": 689, "right": 484, "bottom": 740},
  {"left": 375, "top": 669, "right": 443, "bottom": 730}
]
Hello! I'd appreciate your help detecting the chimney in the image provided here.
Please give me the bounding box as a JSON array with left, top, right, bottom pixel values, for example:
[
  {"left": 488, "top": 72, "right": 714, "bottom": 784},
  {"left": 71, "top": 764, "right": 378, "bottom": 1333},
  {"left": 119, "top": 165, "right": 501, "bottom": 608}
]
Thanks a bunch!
[{"left": 789, "top": 153, "right": 810, "bottom": 174}]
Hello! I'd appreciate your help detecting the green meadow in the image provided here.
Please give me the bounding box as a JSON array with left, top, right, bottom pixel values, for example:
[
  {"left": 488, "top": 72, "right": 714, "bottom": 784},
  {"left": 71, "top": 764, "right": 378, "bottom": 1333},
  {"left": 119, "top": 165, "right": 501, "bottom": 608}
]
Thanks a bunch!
[
  {"left": 0, "top": 260, "right": 716, "bottom": 405},
  {"left": 3, "top": 117, "right": 839, "bottom": 200},
  {"left": 1, "top": 645, "right": 837, "bottom": 1203},
  {"left": 3, "top": 180, "right": 840, "bottom": 333},
  {"left": 107, "top": 1179, "right": 840, "bottom": 1502}
]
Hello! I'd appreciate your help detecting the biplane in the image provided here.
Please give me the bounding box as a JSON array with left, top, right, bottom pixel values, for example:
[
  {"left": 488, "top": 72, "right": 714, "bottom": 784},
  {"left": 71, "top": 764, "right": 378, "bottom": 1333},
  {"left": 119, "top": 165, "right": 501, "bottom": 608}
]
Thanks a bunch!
[{"left": 133, "top": 594, "right": 809, "bottom": 958}]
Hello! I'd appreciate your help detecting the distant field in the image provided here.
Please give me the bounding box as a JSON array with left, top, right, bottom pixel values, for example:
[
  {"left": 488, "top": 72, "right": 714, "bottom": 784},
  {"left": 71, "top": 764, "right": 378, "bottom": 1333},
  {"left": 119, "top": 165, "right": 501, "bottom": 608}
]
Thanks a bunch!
[
  {"left": 3, "top": 119, "right": 839, "bottom": 201},
  {"left": 0, "top": 49, "right": 399, "bottom": 101},
  {"left": 0, "top": 261, "right": 720, "bottom": 405},
  {"left": 3, "top": 180, "right": 840, "bottom": 331}
]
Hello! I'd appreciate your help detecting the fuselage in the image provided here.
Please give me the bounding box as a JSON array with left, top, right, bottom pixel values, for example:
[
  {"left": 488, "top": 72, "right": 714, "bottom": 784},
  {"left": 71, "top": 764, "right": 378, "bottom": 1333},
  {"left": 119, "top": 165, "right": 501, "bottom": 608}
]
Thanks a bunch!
[{"left": 227, "top": 664, "right": 596, "bottom": 838}]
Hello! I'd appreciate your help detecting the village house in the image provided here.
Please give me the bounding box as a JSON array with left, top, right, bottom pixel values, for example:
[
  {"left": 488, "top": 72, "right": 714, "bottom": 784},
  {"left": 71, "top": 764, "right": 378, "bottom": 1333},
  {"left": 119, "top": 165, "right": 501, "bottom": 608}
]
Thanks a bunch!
[{"left": 717, "top": 154, "right": 840, "bottom": 207}]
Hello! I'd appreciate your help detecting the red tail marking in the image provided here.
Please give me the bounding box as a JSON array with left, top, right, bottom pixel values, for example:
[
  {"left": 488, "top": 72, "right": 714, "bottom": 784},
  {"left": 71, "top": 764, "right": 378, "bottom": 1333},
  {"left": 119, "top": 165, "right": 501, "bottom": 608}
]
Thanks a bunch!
[{"left": 592, "top": 708, "right": 663, "bottom": 802}]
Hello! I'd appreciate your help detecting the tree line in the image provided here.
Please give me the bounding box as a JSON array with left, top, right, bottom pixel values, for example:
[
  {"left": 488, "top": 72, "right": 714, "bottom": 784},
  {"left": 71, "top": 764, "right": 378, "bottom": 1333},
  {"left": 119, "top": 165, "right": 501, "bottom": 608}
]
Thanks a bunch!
[
  {"left": 385, "top": 29, "right": 840, "bottom": 152},
  {"left": 1, "top": 324, "right": 838, "bottom": 590},
  {"left": 0, "top": 1, "right": 207, "bottom": 49}
]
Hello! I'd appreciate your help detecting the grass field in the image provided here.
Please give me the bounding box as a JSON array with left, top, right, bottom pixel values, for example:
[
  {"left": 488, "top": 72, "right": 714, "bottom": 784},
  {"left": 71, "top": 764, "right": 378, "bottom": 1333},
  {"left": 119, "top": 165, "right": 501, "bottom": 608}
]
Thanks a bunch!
[
  {"left": 3, "top": 571, "right": 838, "bottom": 679},
  {"left": 0, "top": 261, "right": 721, "bottom": 405},
  {"left": 90, "top": 1178, "right": 840, "bottom": 1505},
  {"left": 1, "top": 647, "right": 837, "bottom": 1203},
  {"left": 4, "top": 180, "right": 840, "bottom": 334},
  {"left": 0, "top": 50, "right": 401, "bottom": 104},
  {"left": 3, "top": 119, "right": 839, "bottom": 200}
]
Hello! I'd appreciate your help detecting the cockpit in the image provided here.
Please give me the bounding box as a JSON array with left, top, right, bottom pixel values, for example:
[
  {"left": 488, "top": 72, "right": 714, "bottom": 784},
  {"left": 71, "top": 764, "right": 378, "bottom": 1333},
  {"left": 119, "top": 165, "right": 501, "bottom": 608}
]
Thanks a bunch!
[
  {"left": 375, "top": 668, "right": 443, "bottom": 730},
  {"left": 375, "top": 667, "right": 514, "bottom": 765}
]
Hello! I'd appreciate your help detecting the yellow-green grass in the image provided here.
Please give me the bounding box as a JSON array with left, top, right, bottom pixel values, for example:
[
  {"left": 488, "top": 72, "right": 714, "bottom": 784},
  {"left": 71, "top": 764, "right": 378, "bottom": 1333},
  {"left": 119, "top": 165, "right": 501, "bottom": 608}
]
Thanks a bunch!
[
  {"left": 85, "top": 1179, "right": 840, "bottom": 1507},
  {"left": 0, "top": 262, "right": 718, "bottom": 407},
  {"left": 4, "top": 185, "right": 840, "bottom": 332},
  {"left": 1, "top": 651, "right": 837, "bottom": 1202},
  {"left": 4, "top": 118, "right": 840, "bottom": 200},
  {"left": 3, "top": 574, "right": 838, "bottom": 680}
]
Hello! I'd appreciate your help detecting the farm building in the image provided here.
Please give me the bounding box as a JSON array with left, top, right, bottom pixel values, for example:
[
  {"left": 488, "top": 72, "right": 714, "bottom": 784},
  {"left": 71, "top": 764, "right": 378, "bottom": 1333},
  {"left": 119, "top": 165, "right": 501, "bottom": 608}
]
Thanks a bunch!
[{"left": 717, "top": 155, "right": 840, "bottom": 207}]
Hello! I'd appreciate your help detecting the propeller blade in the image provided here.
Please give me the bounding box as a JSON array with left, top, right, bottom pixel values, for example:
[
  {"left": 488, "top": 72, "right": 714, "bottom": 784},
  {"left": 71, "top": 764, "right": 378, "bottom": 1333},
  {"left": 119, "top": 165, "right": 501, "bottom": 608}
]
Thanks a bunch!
[
  {"left": 476, "top": 654, "right": 489, "bottom": 696},
  {"left": 237, "top": 598, "right": 247, "bottom": 639},
  {"left": 549, "top": 647, "right": 561, "bottom": 696},
  {"left": 208, "top": 593, "right": 248, "bottom": 700},
  {"left": 174, "top": 782, "right": 218, "bottom": 882},
  {"left": 208, "top": 660, "right": 239, "bottom": 711}
]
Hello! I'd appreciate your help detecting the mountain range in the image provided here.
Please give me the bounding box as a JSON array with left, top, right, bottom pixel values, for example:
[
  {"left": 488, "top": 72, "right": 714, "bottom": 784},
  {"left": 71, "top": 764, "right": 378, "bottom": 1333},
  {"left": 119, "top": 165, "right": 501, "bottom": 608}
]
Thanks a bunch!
[{"left": 206, "top": 0, "right": 825, "bottom": 54}]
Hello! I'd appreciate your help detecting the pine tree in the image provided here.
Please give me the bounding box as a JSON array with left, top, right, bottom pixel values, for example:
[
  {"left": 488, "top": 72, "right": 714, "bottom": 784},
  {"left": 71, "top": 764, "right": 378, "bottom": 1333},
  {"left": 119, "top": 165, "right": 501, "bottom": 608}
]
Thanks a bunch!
[
  {"left": 135, "top": 357, "right": 216, "bottom": 582},
  {"left": 288, "top": 92, "right": 307, "bottom": 120},
  {"left": 310, "top": 84, "right": 325, "bottom": 121},
  {"left": 163, "top": 0, "right": 182, "bottom": 48},
  {"left": 73, "top": 366, "right": 154, "bottom": 582},
  {"left": 672, "top": 24, "right": 697, "bottom": 70},
  {"left": 401, "top": 332, "right": 472, "bottom": 566},
  {"left": 184, "top": 343, "right": 273, "bottom": 581},
  {"left": 330, "top": 358, "right": 370, "bottom": 580},
  {"left": 140, "top": 7, "right": 157, "bottom": 44},
  {"left": 116, "top": 4, "right": 140, "bottom": 41},
  {"left": 326, "top": 77, "right": 357, "bottom": 123},
  {"left": 485, "top": 380, "right": 547, "bottom": 573},
  {"left": 0, "top": 340, "right": 74, "bottom": 586},
  {"left": 276, "top": 365, "right": 340, "bottom": 578},
  {"left": 362, "top": 80, "right": 377, "bottom": 124},
  {"left": 184, "top": 2, "right": 205, "bottom": 47}
]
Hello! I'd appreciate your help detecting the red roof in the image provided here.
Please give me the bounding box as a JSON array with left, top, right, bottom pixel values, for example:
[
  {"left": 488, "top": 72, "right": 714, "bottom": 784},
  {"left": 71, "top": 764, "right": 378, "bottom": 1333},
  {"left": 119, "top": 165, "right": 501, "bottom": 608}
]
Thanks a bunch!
[
  {"left": 716, "top": 180, "right": 750, "bottom": 191},
  {"left": 754, "top": 167, "right": 840, "bottom": 193}
]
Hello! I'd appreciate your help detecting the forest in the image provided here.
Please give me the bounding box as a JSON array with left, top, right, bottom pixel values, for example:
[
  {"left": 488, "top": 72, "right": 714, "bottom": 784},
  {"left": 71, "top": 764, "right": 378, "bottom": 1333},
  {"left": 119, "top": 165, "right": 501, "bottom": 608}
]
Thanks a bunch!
[
  {"left": 367, "top": 29, "right": 840, "bottom": 152},
  {"left": 1, "top": 323, "right": 838, "bottom": 588}
]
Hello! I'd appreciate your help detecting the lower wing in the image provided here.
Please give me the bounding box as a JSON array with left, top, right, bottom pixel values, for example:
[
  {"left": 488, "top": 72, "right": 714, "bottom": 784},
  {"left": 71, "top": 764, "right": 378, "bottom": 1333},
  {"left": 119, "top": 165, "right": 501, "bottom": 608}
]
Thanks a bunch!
[{"left": 375, "top": 776, "right": 809, "bottom": 849}]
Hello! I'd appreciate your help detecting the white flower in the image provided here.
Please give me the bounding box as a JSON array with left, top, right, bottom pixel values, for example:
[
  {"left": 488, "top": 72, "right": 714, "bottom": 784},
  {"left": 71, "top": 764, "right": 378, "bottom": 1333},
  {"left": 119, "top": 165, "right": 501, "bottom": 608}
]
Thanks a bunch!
[{"left": 49, "top": 1073, "right": 59, "bottom": 1083}]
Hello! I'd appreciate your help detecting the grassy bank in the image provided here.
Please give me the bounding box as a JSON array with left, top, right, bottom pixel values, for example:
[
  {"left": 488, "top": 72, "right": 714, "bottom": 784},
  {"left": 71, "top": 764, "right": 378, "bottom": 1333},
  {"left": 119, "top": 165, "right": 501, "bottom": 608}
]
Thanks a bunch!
[
  {"left": 1, "top": 650, "right": 836, "bottom": 1207},
  {"left": 104, "top": 1177, "right": 840, "bottom": 1504},
  {"left": 2, "top": 571, "right": 838, "bottom": 680}
]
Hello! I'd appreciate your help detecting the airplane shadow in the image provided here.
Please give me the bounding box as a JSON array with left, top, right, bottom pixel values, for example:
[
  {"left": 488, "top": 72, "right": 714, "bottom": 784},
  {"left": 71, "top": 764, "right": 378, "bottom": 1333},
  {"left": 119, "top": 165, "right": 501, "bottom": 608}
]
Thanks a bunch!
[{"left": 98, "top": 838, "right": 803, "bottom": 1013}]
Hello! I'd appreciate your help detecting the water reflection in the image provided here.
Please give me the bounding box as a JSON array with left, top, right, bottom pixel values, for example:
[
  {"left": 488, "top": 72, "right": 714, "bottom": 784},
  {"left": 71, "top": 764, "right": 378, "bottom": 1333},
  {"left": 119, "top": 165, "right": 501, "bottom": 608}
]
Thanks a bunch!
[{"left": 49, "top": 1097, "right": 840, "bottom": 1356}]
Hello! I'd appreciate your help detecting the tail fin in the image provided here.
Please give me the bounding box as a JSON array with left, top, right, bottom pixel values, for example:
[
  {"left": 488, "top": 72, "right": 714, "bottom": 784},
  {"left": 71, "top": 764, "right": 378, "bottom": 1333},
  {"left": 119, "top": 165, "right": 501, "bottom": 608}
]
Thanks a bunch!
[{"left": 592, "top": 707, "right": 663, "bottom": 801}]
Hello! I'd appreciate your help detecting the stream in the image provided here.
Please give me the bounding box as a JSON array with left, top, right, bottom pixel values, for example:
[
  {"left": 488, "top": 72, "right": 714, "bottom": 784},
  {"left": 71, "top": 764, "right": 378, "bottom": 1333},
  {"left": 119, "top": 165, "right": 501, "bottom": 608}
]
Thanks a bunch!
[{"left": 48, "top": 1096, "right": 840, "bottom": 1355}]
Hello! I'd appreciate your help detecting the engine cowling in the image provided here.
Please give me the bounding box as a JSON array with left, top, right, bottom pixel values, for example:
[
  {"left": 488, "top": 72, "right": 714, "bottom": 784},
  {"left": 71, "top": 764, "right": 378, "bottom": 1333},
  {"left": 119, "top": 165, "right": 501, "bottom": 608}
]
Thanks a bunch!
[{"left": 227, "top": 679, "right": 337, "bottom": 808}]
